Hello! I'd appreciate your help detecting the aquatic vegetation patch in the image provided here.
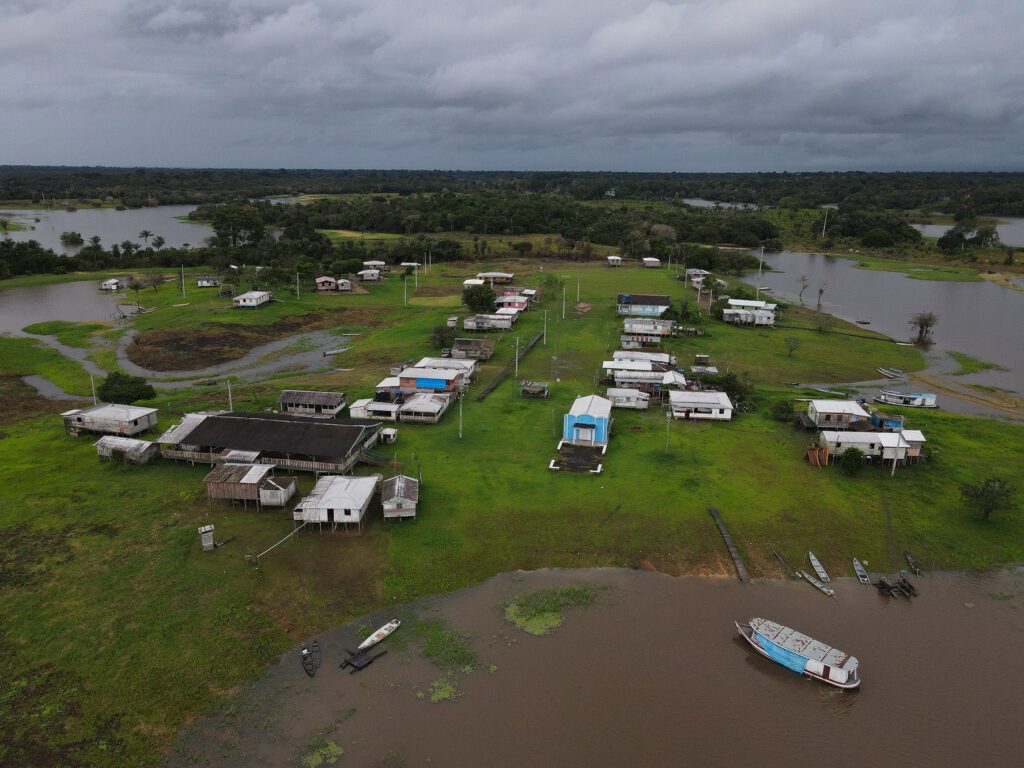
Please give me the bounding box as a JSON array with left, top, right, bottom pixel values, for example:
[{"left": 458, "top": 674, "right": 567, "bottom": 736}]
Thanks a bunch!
[
  {"left": 416, "top": 618, "right": 477, "bottom": 671},
  {"left": 948, "top": 351, "right": 1009, "bottom": 376},
  {"left": 301, "top": 738, "right": 344, "bottom": 767},
  {"left": 429, "top": 676, "right": 459, "bottom": 702},
  {"left": 504, "top": 585, "right": 600, "bottom": 636}
]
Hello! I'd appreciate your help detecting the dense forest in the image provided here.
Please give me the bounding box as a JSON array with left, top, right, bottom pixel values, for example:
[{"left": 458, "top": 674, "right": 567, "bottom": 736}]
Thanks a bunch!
[{"left": 3, "top": 166, "right": 1024, "bottom": 215}]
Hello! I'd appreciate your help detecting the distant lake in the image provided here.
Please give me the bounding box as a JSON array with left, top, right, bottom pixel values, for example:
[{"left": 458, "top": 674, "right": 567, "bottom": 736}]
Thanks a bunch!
[
  {"left": 749, "top": 250, "right": 1024, "bottom": 391},
  {"left": 0, "top": 204, "right": 213, "bottom": 253},
  {"left": 911, "top": 217, "right": 1024, "bottom": 247}
]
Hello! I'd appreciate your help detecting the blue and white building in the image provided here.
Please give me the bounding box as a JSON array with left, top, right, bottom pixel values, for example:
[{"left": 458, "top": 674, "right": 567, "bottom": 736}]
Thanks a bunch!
[{"left": 562, "top": 395, "right": 612, "bottom": 447}]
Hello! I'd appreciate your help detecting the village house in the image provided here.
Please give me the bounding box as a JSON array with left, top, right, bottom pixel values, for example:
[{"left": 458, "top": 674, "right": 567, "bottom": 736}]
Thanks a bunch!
[
  {"left": 818, "top": 431, "right": 910, "bottom": 464},
  {"left": 462, "top": 278, "right": 486, "bottom": 287},
  {"left": 464, "top": 314, "right": 514, "bottom": 331},
  {"left": 99, "top": 278, "right": 123, "bottom": 291},
  {"left": 495, "top": 294, "right": 530, "bottom": 311},
  {"left": 196, "top": 275, "right": 221, "bottom": 288},
  {"left": 93, "top": 435, "right": 160, "bottom": 464},
  {"left": 348, "top": 398, "right": 400, "bottom": 422},
  {"left": 621, "top": 317, "right": 675, "bottom": 349},
  {"left": 902, "top": 430, "right": 927, "bottom": 461},
  {"left": 685, "top": 268, "right": 711, "bottom": 282},
  {"left": 202, "top": 463, "right": 297, "bottom": 508},
  {"left": 616, "top": 293, "right": 672, "bottom": 317},
  {"left": 63, "top": 403, "right": 159, "bottom": 436},
  {"left": 613, "top": 350, "right": 677, "bottom": 366},
  {"left": 293, "top": 474, "right": 382, "bottom": 532},
  {"left": 363, "top": 259, "right": 388, "bottom": 271},
  {"left": 806, "top": 400, "right": 871, "bottom": 429},
  {"left": 477, "top": 271, "right": 515, "bottom": 285},
  {"left": 415, "top": 357, "right": 477, "bottom": 379},
  {"left": 315, "top": 276, "right": 338, "bottom": 291},
  {"left": 669, "top": 390, "right": 733, "bottom": 420},
  {"left": 357, "top": 269, "right": 380, "bottom": 282},
  {"left": 382, "top": 475, "right": 419, "bottom": 521},
  {"left": 399, "top": 392, "right": 452, "bottom": 423},
  {"left": 606, "top": 388, "right": 650, "bottom": 409},
  {"left": 232, "top": 290, "right": 272, "bottom": 308},
  {"left": 398, "top": 366, "right": 466, "bottom": 395},
  {"left": 278, "top": 390, "right": 347, "bottom": 418},
  {"left": 607, "top": 254, "right": 622, "bottom": 267},
  {"left": 157, "top": 412, "right": 381, "bottom": 474},
  {"left": 722, "top": 298, "right": 777, "bottom": 327},
  {"left": 563, "top": 395, "right": 612, "bottom": 447},
  {"left": 494, "top": 307, "right": 522, "bottom": 322},
  {"left": 451, "top": 338, "right": 495, "bottom": 360},
  {"left": 641, "top": 257, "right": 662, "bottom": 269}
]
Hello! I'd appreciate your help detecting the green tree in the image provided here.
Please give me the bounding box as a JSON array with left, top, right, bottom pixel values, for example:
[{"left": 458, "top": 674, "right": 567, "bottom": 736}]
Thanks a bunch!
[
  {"left": 97, "top": 372, "right": 155, "bottom": 404},
  {"left": 211, "top": 205, "right": 265, "bottom": 247},
  {"left": 961, "top": 477, "right": 1015, "bottom": 521},
  {"left": 431, "top": 325, "right": 457, "bottom": 349},
  {"left": 138, "top": 229, "right": 153, "bottom": 247},
  {"left": 784, "top": 336, "right": 802, "bottom": 357},
  {"left": 151, "top": 235, "right": 165, "bottom": 250},
  {"left": 60, "top": 231, "right": 84, "bottom": 245},
  {"left": 462, "top": 284, "right": 496, "bottom": 313},
  {"left": 838, "top": 447, "right": 866, "bottom": 475},
  {"left": 909, "top": 311, "right": 938, "bottom": 342}
]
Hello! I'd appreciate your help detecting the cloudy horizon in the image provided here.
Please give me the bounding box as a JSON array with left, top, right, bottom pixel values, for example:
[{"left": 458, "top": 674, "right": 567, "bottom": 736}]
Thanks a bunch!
[{"left": 3, "top": 0, "right": 1024, "bottom": 171}]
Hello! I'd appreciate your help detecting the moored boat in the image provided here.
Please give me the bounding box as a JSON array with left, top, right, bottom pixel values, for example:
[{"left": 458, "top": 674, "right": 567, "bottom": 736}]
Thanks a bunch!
[
  {"left": 853, "top": 558, "right": 870, "bottom": 584},
  {"left": 357, "top": 619, "right": 401, "bottom": 651},
  {"left": 736, "top": 617, "right": 860, "bottom": 689},
  {"left": 800, "top": 569, "right": 835, "bottom": 597},
  {"left": 873, "top": 390, "right": 938, "bottom": 408},
  {"left": 300, "top": 639, "right": 322, "bottom": 677},
  {"left": 904, "top": 551, "right": 922, "bottom": 575},
  {"left": 808, "top": 551, "right": 830, "bottom": 583}
]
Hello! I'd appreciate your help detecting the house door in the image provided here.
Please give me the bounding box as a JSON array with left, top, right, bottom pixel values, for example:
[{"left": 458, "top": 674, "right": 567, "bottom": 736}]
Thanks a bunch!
[{"left": 574, "top": 425, "right": 595, "bottom": 444}]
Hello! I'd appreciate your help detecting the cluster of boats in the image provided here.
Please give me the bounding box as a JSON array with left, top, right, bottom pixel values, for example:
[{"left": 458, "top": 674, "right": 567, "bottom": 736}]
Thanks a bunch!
[
  {"left": 742, "top": 551, "right": 925, "bottom": 689},
  {"left": 299, "top": 619, "right": 401, "bottom": 677}
]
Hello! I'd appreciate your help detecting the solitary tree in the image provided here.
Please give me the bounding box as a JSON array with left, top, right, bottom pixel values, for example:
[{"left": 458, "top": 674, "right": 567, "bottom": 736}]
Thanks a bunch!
[
  {"left": 128, "top": 277, "right": 144, "bottom": 306},
  {"left": 97, "top": 372, "right": 155, "bottom": 404},
  {"left": 909, "top": 311, "right": 939, "bottom": 342},
  {"left": 797, "top": 274, "right": 809, "bottom": 306},
  {"left": 838, "top": 447, "right": 866, "bottom": 475},
  {"left": 784, "top": 337, "right": 802, "bottom": 357},
  {"left": 961, "top": 477, "right": 1015, "bottom": 521},
  {"left": 462, "top": 284, "right": 496, "bottom": 313},
  {"left": 152, "top": 235, "right": 165, "bottom": 250},
  {"left": 138, "top": 229, "right": 153, "bottom": 247}
]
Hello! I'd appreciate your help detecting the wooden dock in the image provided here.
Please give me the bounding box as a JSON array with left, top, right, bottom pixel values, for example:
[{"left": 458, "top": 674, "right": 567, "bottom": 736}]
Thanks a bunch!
[{"left": 709, "top": 508, "right": 751, "bottom": 583}]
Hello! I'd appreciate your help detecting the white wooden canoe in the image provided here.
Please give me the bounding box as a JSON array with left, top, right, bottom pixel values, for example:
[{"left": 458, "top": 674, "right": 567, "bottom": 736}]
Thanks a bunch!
[
  {"left": 357, "top": 619, "right": 401, "bottom": 651},
  {"left": 808, "top": 551, "right": 830, "bottom": 583},
  {"left": 853, "top": 558, "right": 870, "bottom": 584}
]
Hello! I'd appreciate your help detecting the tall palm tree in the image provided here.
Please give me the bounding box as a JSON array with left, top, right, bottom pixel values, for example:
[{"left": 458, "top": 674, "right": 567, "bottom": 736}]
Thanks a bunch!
[
  {"left": 89, "top": 235, "right": 102, "bottom": 249},
  {"left": 138, "top": 229, "right": 153, "bottom": 247},
  {"left": 152, "top": 235, "right": 165, "bottom": 250}
]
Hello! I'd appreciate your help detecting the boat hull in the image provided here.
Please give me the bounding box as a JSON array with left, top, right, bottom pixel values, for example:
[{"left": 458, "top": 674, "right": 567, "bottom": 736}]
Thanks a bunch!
[{"left": 736, "top": 622, "right": 860, "bottom": 690}]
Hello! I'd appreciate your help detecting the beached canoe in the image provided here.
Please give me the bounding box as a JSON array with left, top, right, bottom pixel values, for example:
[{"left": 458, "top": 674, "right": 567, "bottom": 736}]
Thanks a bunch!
[
  {"left": 800, "top": 569, "right": 835, "bottom": 598},
  {"left": 853, "top": 558, "right": 871, "bottom": 584},
  {"left": 808, "top": 551, "right": 830, "bottom": 583},
  {"left": 358, "top": 619, "right": 401, "bottom": 651}
]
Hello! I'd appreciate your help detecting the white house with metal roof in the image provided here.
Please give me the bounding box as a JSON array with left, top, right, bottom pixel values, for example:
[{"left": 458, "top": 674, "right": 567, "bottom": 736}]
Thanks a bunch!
[
  {"left": 382, "top": 475, "right": 420, "bottom": 520},
  {"left": 232, "top": 290, "right": 272, "bottom": 308},
  {"left": 293, "top": 474, "right": 382, "bottom": 531},
  {"left": 669, "top": 391, "right": 733, "bottom": 420},
  {"left": 62, "top": 403, "right": 159, "bottom": 436},
  {"left": 807, "top": 400, "right": 871, "bottom": 428},
  {"left": 819, "top": 431, "right": 910, "bottom": 463}
]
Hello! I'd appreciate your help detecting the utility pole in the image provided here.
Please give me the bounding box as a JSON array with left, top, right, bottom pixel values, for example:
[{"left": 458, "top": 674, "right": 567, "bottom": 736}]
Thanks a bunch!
[
  {"left": 180, "top": 265, "right": 186, "bottom": 299},
  {"left": 403, "top": 275, "right": 407, "bottom": 306},
  {"left": 562, "top": 285, "right": 566, "bottom": 320},
  {"left": 891, "top": 415, "right": 904, "bottom": 478},
  {"left": 227, "top": 380, "right": 233, "bottom": 411},
  {"left": 543, "top": 309, "right": 548, "bottom": 345},
  {"left": 515, "top": 336, "right": 520, "bottom": 379},
  {"left": 756, "top": 246, "right": 764, "bottom": 300},
  {"left": 821, "top": 207, "right": 829, "bottom": 240},
  {"left": 576, "top": 279, "right": 580, "bottom": 303},
  {"left": 295, "top": 272, "right": 300, "bottom": 299},
  {"left": 665, "top": 410, "right": 671, "bottom": 454},
  {"left": 459, "top": 395, "right": 463, "bottom": 440},
  {"left": 90, "top": 374, "right": 97, "bottom": 405}
]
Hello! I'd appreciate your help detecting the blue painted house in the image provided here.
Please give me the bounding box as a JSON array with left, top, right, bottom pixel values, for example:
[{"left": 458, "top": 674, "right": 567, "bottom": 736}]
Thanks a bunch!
[
  {"left": 616, "top": 293, "right": 672, "bottom": 317},
  {"left": 562, "top": 395, "right": 613, "bottom": 446}
]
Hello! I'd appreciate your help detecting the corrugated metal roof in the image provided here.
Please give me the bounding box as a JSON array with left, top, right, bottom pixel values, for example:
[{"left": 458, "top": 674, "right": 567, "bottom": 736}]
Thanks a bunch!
[
  {"left": 810, "top": 400, "right": 870, "bottom": 417},
  {"left": 182, "top": 413, "right": 378, "bottom": 459},
  {"left": 295, "top": 474, "right": 380, "bottom": 512},
  {"left": 66, "top": 403, "right": 158, "bottom": 421},
  {"left": 203, "top": 463, "right": 275, "bottom": 485},
  {"left": 616, "top": 293, "right": 671, "bottom": 306},
  {"left": 382, "top": 475, "right": 419, "bottom": 503},
  {"left": 569, "top": 395, "right": 612, "bottom": 419},
  {"left": 398, "top": 367, "right": 462, "bottom": 380},
  {"left": 670, "top": 391, "right": 733, "bottom": 409},
  {"left": 279, "top": 389, "right": 346, "bottom": 407}
]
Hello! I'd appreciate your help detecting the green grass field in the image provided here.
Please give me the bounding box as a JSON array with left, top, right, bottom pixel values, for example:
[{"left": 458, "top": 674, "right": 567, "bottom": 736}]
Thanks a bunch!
[{"left": 0, "top": 261, "right": 1021, "bottom": 765}]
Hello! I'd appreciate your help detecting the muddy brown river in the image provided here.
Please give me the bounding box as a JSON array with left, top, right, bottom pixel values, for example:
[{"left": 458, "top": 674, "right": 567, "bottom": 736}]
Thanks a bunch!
[{"left": 164, "top": 567, "right": 1024, "bottom": 767}]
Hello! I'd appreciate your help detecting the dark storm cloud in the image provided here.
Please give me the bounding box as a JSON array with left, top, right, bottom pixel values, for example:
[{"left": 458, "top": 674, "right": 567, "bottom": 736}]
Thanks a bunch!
[{"left": 2, "top": 0, "right": 1023, "bottom": 169}]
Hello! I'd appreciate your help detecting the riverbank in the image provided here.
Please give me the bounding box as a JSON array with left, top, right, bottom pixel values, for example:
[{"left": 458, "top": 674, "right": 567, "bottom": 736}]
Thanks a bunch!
[{"left": 162, "top": 566, "right": 1024, "bottom": 768}]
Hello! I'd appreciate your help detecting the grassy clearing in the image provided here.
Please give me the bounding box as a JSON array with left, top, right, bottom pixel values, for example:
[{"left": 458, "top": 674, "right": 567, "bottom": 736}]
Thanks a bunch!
[
  {"left": 504, "top": 586, "right": 599, "bottom": 635},
  {"left": 1, "top": 260, "right": 1022, "bottom": 765},
  {"left": 948, "top": 351, "right": 1010, "bottom": 376},
  {"left": 23, "top": 320, "right": 109, "bottom": 348}
]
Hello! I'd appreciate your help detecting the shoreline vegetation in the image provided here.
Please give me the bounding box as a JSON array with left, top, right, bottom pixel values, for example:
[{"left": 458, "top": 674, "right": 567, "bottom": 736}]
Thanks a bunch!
[{"left": 1, "top": 173, "right": 1023, "bottom": 766}]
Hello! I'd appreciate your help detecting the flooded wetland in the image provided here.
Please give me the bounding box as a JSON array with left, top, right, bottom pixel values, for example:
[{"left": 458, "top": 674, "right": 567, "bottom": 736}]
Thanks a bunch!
[{"left": 166, "top": 567, "right": 1024, "bottom": 768}]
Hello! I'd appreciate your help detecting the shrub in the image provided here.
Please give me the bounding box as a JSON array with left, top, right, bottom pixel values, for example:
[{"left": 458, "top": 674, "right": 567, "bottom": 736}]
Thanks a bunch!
[{"left": 838, "top": 448, "right": 866, "bottom": 475}]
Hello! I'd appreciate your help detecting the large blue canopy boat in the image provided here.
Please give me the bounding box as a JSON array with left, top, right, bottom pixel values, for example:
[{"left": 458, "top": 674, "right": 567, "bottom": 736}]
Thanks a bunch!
[{"left": 736, "top": 617, "right": 860, "bottom": 689}]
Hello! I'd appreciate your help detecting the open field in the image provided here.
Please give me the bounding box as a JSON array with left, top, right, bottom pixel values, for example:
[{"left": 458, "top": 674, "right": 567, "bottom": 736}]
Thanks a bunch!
[{"left": 1, "top": 261, "right": 1021, "bottom": 765}]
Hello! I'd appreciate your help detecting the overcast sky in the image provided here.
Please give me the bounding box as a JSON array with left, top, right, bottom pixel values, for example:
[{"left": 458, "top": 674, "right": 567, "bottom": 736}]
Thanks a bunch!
[{"left": 3, "top": 0, "right": 1023, "bottom": 171}]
